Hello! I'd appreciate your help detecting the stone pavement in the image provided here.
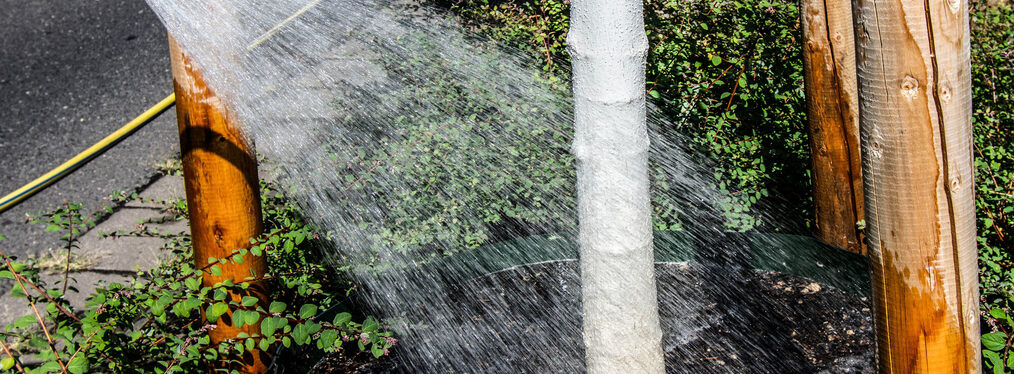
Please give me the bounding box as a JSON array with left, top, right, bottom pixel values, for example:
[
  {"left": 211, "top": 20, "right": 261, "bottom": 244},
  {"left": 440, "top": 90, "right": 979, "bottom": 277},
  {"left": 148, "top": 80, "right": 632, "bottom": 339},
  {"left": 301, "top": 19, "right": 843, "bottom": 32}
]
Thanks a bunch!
[{"left": 0, "top": 173, "right": 189, "bottom": 326}]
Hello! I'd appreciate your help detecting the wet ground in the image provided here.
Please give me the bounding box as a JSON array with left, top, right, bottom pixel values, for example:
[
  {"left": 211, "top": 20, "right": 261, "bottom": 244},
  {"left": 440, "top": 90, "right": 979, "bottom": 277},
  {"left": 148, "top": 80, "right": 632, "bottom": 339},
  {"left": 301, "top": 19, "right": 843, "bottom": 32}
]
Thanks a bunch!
[{"left": 316, "top": 261, "right": 874, "bottom": 373}]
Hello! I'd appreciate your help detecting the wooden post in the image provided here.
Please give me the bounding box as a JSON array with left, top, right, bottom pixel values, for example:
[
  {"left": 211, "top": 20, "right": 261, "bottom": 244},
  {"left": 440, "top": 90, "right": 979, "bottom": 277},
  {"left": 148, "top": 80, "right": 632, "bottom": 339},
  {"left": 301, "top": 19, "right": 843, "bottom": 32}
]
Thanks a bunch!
[
  {"left": 852, "top": 0, "right": 981, "bottom": 372},
  {"left": 170, "top": 37, "right": 270, "bottom": 373},
  {"left": 800, "top": 0, "right": 866, "bottom": 254}
]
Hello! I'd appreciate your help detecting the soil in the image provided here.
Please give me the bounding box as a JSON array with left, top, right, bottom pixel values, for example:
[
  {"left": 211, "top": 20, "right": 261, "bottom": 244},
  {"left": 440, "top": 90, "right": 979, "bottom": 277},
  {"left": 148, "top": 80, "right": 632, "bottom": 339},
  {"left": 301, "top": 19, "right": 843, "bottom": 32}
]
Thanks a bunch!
[{"left": 313, "top": 261, "right": 874, "bottom": 373}]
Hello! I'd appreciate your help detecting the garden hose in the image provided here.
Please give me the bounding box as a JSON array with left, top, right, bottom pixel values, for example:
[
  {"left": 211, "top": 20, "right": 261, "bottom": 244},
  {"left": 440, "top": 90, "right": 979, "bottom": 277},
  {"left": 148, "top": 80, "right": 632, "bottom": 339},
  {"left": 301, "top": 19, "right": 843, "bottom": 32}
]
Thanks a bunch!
[{"left": 0, "top": 93, "right": 177, "bottom": 214}]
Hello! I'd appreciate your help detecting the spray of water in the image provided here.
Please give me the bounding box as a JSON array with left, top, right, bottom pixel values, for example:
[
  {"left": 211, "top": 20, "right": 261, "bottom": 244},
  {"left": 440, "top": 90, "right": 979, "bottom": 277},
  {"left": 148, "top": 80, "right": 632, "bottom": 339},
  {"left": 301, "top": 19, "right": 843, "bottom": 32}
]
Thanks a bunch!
[{"left": 144, "top": 0, "right": 871, "bottom": 372}]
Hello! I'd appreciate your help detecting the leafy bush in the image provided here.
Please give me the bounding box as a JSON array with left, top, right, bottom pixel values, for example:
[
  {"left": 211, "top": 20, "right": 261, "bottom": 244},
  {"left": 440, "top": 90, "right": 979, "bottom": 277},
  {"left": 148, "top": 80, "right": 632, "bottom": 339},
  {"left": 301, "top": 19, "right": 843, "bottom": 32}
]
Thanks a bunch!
[
  {"left": 971, "top": 1, "right": 1014, "bottom": 372},
  {"left": 0, "top": 182, "right": 393, "bottom": 373},
  {"left": 453, "top": 0, "right": 809, "bottom": 231}
]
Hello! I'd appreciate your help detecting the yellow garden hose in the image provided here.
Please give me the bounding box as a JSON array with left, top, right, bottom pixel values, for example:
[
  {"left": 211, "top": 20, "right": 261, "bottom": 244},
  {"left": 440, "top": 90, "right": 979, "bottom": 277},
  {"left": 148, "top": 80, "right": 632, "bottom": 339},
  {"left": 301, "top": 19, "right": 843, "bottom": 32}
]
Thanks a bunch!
[{"left": 0, "top": 93, "right": 177, "bottom": 214}]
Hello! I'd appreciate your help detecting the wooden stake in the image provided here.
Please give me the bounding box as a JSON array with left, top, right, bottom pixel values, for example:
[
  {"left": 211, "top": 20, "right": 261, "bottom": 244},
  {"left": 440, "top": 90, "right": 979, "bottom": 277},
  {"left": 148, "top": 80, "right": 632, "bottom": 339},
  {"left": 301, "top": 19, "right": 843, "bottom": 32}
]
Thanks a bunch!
[
  {"left": 170, "top": 37, "right": 270, "bottom": 373},
  {"left": 852, "top": 0, "right": 981, "bottom": 371},
  {"left": 800, "top": 0, "right": 866, "bottom": 254}
]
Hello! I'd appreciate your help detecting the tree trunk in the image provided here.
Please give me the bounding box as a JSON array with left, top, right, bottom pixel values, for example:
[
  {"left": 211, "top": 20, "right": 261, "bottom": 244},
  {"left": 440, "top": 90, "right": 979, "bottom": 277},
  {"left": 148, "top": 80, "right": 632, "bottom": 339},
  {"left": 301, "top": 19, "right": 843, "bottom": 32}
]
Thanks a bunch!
[
  {"left": 800, "top": 0, "right": 866, "bottom": 254},
  {"left": 567, "top": 1, "right": 665, "bottom": 372},
  {"left": 170, "top": 37, "right": 271, "bottom": 373},
  {"left": 851, "top": 0, "right": 981, "bottom": 371}
]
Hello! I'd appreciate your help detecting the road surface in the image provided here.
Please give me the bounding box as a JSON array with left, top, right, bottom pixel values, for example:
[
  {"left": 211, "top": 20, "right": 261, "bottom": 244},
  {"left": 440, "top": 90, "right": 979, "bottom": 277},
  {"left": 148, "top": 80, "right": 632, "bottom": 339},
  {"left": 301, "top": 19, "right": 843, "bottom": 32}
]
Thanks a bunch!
[{"left": 0, "top": 0, "right": 178, "bottom": 257}]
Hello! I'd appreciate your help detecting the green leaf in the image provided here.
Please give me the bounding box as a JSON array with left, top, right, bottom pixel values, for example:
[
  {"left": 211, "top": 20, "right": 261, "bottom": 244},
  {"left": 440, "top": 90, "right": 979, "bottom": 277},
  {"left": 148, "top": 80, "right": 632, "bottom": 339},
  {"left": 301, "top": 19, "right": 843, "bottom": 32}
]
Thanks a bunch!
[
  {"left": 260, "top": 317, "right": 277, "bottom": 336},
  {"left": 9, "top": 284, "right": 26, "bottom": 299},
  {"left": 0, "top": 270, "right": 12, "bottom": 279},
  {"left": 38, "top": 361, "right": 62, "bottom": 373},
  {"left": 44, "top": 224, "right": 61, "bottom": 232},
  {"left": 983, "top": 349, "right": 1003, "bottom": 374},
  {"left": 185, "top": 277, "right": 200, "bottom": 291},
  {"left": 233, "top": 310, "right": 247, "bottom": 327},
  {"left": 371, "top": 344, "right": 385, "bottom": 358},
  {"left": 362, "top": 317, "right": 379, "bottom": 333},
  {"left": 333, "top": 312, "right": 352, "bottom": 326},
  {"left": 982, "top": 332, "right": 1008, "bottom": 351},
  {"left": 291, "top": 324, "right": 308, "bottom": 346},
  {"left": 208, "top": 303, "right": 229, "bottom": 323},
  {"left": 68, "top": 355, "right": 89, "bottom": 374},
  {"left": 241, "top": 296, "right": 259, "bottom": 307},
  {"left": 246, "top": 311, "right": 261, "bottom": 326},
  {"left": 1, "top": 356, "right": 14, "bottom": 371},
  {"left": 10, "top": 314, "right": 36, "bottom": 329},
  {"left": 299, "top": 304, "right": 318, "bottom": 319},
  {"left": 269, "top": 301, "right": 286, "bottom": 314},
  {"left": 711, "top": 56, "right": 722, "bottom": 66},
  {"left": 318, "top": 329, "right": 338, "bottom": 350},
  {"left": 210, "top": 265, "right": 222, "bottom": 276}
]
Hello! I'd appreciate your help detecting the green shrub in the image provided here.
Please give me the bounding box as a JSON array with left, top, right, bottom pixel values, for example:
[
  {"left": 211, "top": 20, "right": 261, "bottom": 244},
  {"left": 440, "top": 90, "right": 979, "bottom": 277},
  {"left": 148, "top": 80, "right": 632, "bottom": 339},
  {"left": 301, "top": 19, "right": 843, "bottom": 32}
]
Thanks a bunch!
[
  {"left": 453, "top": 0, "right": 809, "bottom": 231},
  {"left": 0, "top": 182, "right": 393, "bottom": 373},
  {"left": 971, "top": 1, "right": 1014, "bottom": 372}
]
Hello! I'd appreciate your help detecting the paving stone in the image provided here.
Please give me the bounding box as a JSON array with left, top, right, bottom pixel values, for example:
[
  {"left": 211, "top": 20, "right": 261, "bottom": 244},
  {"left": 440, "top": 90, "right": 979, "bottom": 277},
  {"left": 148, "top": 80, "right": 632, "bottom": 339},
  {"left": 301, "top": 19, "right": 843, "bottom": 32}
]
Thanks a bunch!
[{"left": 127, "top": 174, "right": 186, "bottom": 208}]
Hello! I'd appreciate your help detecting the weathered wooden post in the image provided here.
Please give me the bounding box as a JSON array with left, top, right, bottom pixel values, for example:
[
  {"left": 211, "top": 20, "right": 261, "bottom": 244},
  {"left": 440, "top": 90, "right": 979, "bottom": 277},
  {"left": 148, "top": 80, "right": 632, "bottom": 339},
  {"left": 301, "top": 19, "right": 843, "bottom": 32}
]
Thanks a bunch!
[
  {"left": 800, "top": 0, "right": 866, "bottom": 254},
  {"left": 852, "top": 0, "right": 981, "bottom": 371},
  {"left": 568, "top": 0, "right": 665, "bottom": 372},
  {"left": 170, "top": 38, "right": 270, "bottom": 373}
]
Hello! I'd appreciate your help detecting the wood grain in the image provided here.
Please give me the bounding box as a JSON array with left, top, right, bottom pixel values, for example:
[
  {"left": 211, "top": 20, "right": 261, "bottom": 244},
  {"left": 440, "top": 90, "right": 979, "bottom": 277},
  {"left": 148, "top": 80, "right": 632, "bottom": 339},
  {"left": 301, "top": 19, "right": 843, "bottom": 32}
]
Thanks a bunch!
[
  {"left": 852, "top": 0, "right": 981, "bottom": 371},
  {"left": 801, "top": 0, "right": 866, "bottom": 254},
  {"left": 170, "top": 37, "right": 270, "bottom": 373}
]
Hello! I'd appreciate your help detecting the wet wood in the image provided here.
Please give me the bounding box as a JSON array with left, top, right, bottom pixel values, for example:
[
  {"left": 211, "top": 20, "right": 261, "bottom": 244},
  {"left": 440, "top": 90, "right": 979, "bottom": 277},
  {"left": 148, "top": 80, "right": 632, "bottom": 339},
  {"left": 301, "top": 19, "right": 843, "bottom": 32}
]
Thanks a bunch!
[
  {"left": 170, "top": 37, "right": 270, "bottom": 373},
  {"left": 851, "top": 0, "right": 981, "bottom": 372},
  {"left": 800, "top": 0, "right": 866, "bottom": 254}
]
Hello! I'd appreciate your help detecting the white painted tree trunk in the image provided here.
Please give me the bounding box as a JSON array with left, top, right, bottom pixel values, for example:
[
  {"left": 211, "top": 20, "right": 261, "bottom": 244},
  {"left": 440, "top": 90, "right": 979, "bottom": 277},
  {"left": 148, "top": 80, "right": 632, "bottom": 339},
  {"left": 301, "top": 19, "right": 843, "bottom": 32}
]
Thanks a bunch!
[{"left": 567, "top": 1, "right": 665, "bottom": 372}]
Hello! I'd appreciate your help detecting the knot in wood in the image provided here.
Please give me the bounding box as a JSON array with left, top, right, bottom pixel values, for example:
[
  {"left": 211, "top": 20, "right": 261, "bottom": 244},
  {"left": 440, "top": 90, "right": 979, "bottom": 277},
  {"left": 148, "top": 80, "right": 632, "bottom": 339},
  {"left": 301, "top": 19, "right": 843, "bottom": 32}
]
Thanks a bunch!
[
  {"left": 939, "top": 82, "right": 953, "bottom": 103},
  {"left": 949, "top": 176, "right": 962, "bottom": 192},
  {"left": 948, "top": 0, "right": 961, "bottom": 14},
  {"left": 900, "top": 76, "right": 919, "bottom": 98}
]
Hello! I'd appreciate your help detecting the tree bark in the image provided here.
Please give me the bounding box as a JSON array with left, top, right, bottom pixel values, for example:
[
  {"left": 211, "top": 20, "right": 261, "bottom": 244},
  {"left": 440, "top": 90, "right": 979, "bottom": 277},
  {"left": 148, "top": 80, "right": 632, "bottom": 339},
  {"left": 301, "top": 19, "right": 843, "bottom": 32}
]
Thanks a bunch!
[
  {"left": 567, "top": 1, "right": 665, "bottom": 372},
  {"left": 170, "top": 37, "right": 271, "bottom": 373},
  {"left": 801, "top": 0, "right": 866, "bottom": 254},
  {"left": 851, "top": 0, "right": 981, "bottom": 371}
]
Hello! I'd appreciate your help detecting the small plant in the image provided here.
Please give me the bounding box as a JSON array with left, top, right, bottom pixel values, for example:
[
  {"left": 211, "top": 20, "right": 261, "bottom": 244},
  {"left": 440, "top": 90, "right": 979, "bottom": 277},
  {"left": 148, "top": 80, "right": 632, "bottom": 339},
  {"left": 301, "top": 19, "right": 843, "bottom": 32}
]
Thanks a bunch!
[
  {"left": 155, "top": 157, "right": 184, "bottom": 176},
  {"left": 0, "top": 182, "right": 394, "bottom": 373},
  {"left": 23, "top": 202, "right": 97, "bottom": 296},
  {"left": 983, "top": 308, "right": 1014, "bottom": 373}
]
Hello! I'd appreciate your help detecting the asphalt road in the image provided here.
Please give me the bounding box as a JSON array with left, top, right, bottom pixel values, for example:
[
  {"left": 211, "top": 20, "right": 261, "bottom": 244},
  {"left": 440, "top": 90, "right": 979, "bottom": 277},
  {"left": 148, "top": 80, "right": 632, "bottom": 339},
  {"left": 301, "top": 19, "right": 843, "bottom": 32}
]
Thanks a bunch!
[{"left": 0, "top": 0, "right": 178, "bottom": 257}]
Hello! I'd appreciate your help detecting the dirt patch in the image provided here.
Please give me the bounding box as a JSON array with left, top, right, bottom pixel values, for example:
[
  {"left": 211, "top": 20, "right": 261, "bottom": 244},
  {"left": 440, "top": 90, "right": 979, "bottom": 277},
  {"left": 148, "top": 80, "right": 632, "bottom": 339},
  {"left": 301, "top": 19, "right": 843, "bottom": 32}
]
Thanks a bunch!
[{"left": 316, "top": 261, "right": 874, "bottom": 373}]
